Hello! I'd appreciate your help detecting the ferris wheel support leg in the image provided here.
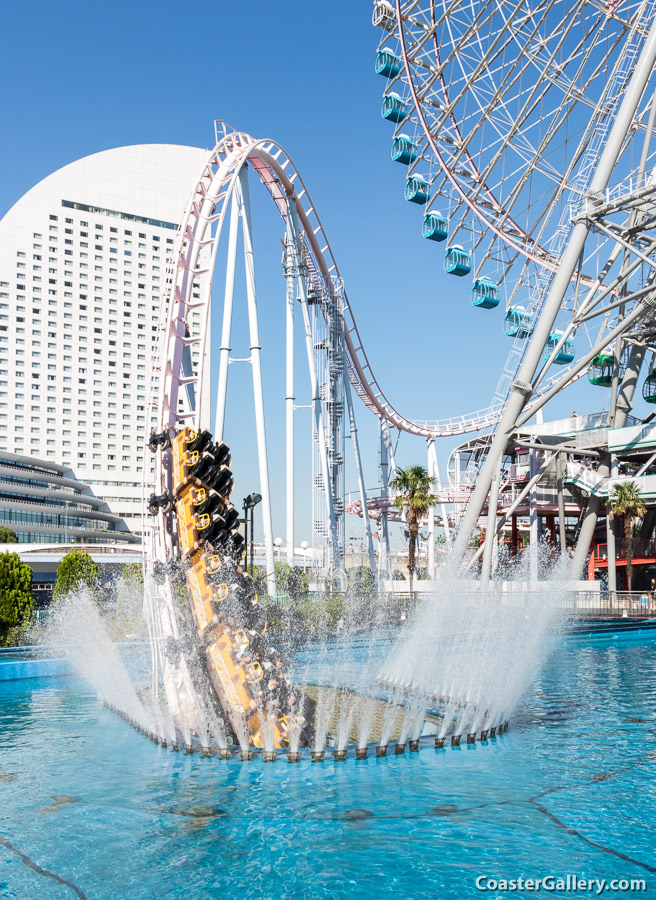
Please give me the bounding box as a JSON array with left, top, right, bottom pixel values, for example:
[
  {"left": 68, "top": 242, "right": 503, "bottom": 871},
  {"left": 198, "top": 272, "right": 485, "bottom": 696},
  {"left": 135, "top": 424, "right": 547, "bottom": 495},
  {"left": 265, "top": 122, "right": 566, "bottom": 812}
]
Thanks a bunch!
[
  {"left": 481, "top": 456, "right": 502, "bottom": 585},
  {"left": 451, "top": 17, "right": 656, "bottom": 571},
  {"left": 214, "top": 187, "right": 240, "bottom": 442},
  {"left": 556, "top": 453, "right": 567, "bottom": 556},
  {"left": 431, "top": 442, "right": 450, "bottom": 548},
  {"left": 571, "top": 345, "right": 646, "bottom": 575},
  {"left": 345, "top": 372, "right": 376, "bottom": 575},
  {"left": 238, "top": 166, "right": 276, "bottom": 597}
]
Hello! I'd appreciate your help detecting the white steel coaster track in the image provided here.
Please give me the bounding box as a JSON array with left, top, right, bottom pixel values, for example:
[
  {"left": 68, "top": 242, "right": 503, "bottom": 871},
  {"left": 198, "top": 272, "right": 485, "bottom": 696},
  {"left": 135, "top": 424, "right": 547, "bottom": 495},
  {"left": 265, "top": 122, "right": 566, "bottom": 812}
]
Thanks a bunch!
[{"left": 147, "top": 116, "right": 627, "bottom": 534}]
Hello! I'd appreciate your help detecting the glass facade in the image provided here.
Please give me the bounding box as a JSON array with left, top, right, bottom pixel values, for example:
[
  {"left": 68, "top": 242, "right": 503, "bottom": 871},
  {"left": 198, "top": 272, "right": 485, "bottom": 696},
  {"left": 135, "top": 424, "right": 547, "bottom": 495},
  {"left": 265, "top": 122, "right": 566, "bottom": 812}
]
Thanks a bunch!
[
  {"left": 61, "top": 200, "right": 177, "bottom": 230},
  {"left": 0, "top": 452, "right": 137, "bottom": 544},
  {"left": 0, "top": 472, "right": 77, "bottom": 494},
  {"left": 0, "top": 509, "right": 114, "bottom": 532}
]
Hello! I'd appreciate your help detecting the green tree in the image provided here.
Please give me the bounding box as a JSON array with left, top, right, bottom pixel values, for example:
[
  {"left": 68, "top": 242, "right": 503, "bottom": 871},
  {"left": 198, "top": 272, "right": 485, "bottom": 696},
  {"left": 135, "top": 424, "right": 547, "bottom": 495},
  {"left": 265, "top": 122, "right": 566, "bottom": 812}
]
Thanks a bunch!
[
  {"left": 347, "top": 566, "right": 376, "bottom": 597},
  {"left": 0, "top": 526, "right": 18, "bottom": 544},
  {"left": 0, "top": 552, "right": 33, "bottom": 645},
  {"left": 121, "top": 562, "right": 143, "bottom": 590},
  {"left": 248, "top": 564, "right": 268, "bottom": 600},
  {"left": 274, "top": 561, "right": 293, "bottom": 596},
  {"left": 53, "top": 550, "right": 101, "bottom": 601},
  {"left": 286, "top": 566, "right": 309, "bottom": 600},
  {"left": 390, "top": 465, "right": 435, "bottom": 598},
  {"left": 607, "top": 481, "right": 646, "bottom": 592}
]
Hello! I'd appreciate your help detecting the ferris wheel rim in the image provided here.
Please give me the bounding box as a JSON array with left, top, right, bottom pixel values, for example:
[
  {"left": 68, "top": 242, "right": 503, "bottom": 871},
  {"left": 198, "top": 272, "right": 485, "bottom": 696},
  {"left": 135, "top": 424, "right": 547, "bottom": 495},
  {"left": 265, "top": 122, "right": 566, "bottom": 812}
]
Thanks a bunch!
[
  {"left": 387, "top": 0, "right": 654, "bottom": 286},
  {"left": 394, "top": 0, "right": 600, "bottom": 274}
]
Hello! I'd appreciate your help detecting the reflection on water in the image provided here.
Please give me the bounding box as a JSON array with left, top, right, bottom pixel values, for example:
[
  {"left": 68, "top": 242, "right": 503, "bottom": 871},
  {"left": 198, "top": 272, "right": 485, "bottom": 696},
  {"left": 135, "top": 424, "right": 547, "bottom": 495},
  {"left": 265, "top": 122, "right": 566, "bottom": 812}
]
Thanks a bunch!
[{"left": 0, "top": 632, "right": 655, "bottom": 899}]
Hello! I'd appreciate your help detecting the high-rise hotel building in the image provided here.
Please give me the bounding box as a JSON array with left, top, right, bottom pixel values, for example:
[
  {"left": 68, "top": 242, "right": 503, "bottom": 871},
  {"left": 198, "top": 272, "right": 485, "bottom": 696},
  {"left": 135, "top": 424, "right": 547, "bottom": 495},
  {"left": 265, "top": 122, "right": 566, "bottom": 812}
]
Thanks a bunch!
[{"left": 0, "top": 144, "right": 210, "bottom": 538}]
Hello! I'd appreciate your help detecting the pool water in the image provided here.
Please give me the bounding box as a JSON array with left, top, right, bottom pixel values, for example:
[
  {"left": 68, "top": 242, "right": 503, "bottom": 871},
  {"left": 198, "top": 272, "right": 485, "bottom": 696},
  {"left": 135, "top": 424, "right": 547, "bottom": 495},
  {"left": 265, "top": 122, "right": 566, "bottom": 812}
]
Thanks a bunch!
[{"left": 1, "top": 632, "right": 655, "bottom": 899}]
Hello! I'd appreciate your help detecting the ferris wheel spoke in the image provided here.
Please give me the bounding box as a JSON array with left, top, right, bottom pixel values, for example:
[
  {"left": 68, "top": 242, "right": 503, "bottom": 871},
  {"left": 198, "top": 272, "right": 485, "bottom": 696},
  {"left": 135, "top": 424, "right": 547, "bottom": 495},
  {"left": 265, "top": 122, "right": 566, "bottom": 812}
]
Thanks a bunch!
[
  {"left": 397, "top": 0, "right": 640, "bottom": 264},
  {"left": 367, "top": 0, "right": 656, "bottom": 439}
]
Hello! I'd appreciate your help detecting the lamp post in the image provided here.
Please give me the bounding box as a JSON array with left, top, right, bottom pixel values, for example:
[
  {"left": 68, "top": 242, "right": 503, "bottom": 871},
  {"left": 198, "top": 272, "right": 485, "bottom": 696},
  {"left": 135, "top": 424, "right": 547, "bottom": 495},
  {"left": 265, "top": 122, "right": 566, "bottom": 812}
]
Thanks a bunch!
[
  {"left": 300, "top": 540, "right": 309, "bottom": 578},
  {"left": 242, "top": 493, "right": 262, "bottom": 574}
]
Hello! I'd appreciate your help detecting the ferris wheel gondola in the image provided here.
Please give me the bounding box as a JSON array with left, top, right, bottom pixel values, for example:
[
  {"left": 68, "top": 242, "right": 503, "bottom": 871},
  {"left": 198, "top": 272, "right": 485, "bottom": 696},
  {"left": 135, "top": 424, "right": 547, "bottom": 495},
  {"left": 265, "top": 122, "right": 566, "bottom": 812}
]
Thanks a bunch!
[{"left": 373, "top": 0, "right": 656, "bottom": 452}]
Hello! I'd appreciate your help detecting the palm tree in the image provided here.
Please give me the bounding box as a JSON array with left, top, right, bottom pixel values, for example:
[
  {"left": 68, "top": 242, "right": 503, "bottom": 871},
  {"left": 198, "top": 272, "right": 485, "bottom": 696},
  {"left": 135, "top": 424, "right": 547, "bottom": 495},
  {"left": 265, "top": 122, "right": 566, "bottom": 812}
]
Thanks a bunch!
[
  {"left": 607, "top": 481, "right": 646, "bottom": 592},
  {"left": 389, "top": 465, "right": 436, "bottom": 597}
]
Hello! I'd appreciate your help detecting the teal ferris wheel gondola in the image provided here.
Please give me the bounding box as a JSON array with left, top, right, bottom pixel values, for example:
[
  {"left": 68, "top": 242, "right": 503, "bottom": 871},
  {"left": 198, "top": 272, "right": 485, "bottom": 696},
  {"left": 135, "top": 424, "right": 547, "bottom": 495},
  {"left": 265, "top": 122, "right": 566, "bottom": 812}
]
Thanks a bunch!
[
  {"left": 382, "top": 92, "right": 409, "bottom": 123},
  {"left": 391, "top": 134, "right": 418, "bottom": 165},
  {"left": 404, "top": 174, "right": 430, "bottom": 204},
  {"left": 422, "top": 211, "right": 449, "bottom": 242},
  {"left": 588, "top": 353, "right": 624, "bottom": 387},
  {"left": 544, "top": 331, "right": 575, "bottom": 365},
  {"left": 471, "top": 278, "right": 499, "bottom": 309},
  {"left": 375, "top": 48, "right": 402, "bottom": 78},
  {"left": 444, "top": 245, "right": 472, "bottom": 277},
  {"left": 504, "top": 307, "right": 534, "bottom": 338},
  {"left": 643, "top": 372, "right": 656, "bottom": 403}
]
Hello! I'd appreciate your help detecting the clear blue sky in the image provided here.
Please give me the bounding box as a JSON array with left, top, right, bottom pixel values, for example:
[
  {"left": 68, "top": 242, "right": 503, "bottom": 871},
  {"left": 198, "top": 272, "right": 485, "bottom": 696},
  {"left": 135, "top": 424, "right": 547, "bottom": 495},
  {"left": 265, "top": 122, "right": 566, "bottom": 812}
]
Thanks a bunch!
[{"left": 0, "top": 1, "right": 638, "bottom": 547}]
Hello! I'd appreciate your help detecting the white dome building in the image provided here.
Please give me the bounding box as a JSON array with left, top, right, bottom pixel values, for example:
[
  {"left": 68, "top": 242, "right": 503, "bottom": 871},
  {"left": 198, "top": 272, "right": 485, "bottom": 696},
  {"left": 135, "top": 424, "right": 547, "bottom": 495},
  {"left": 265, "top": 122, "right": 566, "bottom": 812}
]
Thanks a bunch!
[{"left": 0, "top": 143, "right": 210, "bottom": 538}]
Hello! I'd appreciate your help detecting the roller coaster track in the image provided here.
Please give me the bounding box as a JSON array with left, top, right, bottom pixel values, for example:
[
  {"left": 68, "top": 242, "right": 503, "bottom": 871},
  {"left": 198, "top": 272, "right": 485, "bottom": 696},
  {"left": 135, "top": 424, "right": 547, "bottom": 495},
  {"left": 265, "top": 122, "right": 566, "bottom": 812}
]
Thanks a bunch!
[{"left": 151, "top": 128, "right": 583, "bottom": 443}]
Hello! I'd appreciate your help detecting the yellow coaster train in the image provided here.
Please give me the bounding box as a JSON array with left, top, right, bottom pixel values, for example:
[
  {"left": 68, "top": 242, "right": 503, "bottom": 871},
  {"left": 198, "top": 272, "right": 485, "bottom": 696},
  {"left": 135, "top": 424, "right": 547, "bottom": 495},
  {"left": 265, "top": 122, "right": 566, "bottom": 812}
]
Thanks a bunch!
[{"left": 150, "top": 426, "right": 315, "bottom": 750}]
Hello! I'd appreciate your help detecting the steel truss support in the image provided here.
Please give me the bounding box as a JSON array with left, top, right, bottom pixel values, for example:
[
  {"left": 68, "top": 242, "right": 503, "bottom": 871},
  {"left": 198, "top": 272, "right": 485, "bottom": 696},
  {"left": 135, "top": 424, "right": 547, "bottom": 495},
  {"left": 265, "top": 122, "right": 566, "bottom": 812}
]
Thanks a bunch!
[
  {"left": 378, "top": 419, "right": 393, "bottom": 584},
  {"left": 283, "top": 217, "right": 296, "bottom": 566},
  {"left": 239, "top": 167, "right": 277, "bottom": 597},
  {"left": 465, "top": 453, "right": 558, "bottom": 573},
  {"left": 571, "top": 344, "right": 647, "bottom": 573},
  {"left": 451, "top": 17, "right": 656, "bottom": 571},
  {"left": 344, "top": 372, "right": 377, "bottom": 574},
  {"left": 285, "top": 199, "right": 341, "bottom": 573},
  {"left": 214, "top": 189, "right": 239, "bottom": 442}
]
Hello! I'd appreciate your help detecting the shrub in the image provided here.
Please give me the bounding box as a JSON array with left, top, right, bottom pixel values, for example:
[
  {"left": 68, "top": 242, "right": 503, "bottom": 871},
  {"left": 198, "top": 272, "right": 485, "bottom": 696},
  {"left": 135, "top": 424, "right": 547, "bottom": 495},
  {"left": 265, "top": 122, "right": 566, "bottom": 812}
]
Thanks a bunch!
[
  {"left": 53, "top": 550, "right": 101, "bottom": 602},
  {"left": 0, "top": 552, "right": 33, "bottom": 645}
]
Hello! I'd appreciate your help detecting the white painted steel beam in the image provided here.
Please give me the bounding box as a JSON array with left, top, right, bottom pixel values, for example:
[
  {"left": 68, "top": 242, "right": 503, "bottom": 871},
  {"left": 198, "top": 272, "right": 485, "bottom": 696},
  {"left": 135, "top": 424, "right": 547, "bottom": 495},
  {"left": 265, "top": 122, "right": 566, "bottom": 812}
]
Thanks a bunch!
[
  {"left": 345, "top": 373, "right": 377, "bottom": 574},
  {"left": 214, "top": 188, "right": 240, "bottom": 442},
  {"left": 238, "top": 167, "right": 276, "bottom": 597},
  {"left": 451, "top": 15, "right": 656, "bottom": 568}
]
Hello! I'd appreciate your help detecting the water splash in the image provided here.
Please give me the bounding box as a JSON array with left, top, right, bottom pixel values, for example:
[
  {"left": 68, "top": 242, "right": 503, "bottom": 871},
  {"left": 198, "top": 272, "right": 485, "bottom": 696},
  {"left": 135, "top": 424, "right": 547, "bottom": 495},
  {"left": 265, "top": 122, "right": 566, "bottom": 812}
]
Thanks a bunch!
[
  {"left": 313, "top": 689, "right": 333, "bottom": 753},
  {"left": 32, "top": 543, "right": 569, "bottom": 759},
  {"left": 38, "top": 586, "right": 158, "bottom": 737},
  {"left": 336, "top": 694, "right": 356, "bottom": 752}
]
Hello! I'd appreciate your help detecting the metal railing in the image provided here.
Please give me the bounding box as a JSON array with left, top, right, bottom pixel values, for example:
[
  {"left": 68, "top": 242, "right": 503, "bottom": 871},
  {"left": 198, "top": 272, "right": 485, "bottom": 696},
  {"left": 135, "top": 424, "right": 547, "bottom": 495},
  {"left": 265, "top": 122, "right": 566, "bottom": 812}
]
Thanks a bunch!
[
  {"left": 557, "top": 591, "right": 655, "bottom": 618},
  {"left": 593, "top": 540, "right": 656, "bottom": 562},
  {"left": 264, "top": 588, "right": 656, "bottom": 619},
  {"left": 17, "top": 543, "right": 142, "bottom": 556}
]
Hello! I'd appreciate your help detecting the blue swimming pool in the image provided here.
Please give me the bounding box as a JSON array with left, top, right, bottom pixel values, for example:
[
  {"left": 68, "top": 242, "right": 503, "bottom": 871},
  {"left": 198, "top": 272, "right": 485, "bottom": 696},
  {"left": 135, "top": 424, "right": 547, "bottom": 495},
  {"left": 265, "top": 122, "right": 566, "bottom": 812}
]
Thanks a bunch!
[{"left": 1, "top": 630, "right": 655, "bottom": 899}]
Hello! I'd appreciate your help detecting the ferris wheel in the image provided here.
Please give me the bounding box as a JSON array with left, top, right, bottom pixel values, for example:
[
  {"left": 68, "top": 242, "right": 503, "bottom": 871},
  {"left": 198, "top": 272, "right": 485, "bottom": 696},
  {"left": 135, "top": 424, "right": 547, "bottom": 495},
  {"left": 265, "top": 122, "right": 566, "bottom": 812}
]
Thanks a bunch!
[{"left": 373, "top": 0, "right": 656, "bottom": 446}]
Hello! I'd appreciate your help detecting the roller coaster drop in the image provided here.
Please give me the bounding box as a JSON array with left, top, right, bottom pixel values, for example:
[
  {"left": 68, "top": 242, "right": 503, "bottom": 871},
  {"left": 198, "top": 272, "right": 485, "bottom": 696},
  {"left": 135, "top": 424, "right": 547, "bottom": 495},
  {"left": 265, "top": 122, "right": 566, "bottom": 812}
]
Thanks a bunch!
[{"left": 144, "top": 1, "right": 656, "bottom": 746}]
